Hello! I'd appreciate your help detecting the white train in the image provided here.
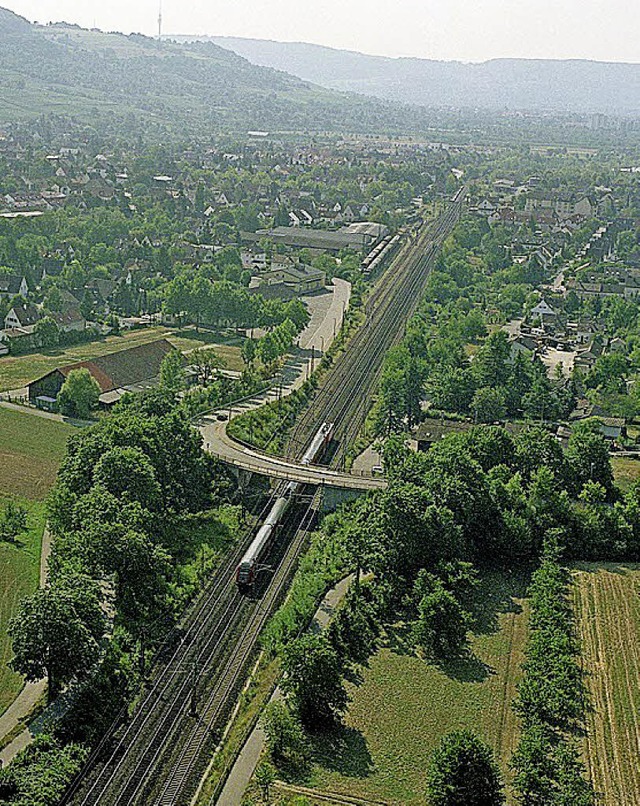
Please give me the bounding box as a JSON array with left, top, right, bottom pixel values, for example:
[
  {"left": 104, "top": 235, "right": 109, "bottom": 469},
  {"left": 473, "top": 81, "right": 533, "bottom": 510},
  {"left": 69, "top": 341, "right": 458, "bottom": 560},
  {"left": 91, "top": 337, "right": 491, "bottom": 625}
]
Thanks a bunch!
[{"left": 235, "top": 422, "right": 335, "bottom": 588}]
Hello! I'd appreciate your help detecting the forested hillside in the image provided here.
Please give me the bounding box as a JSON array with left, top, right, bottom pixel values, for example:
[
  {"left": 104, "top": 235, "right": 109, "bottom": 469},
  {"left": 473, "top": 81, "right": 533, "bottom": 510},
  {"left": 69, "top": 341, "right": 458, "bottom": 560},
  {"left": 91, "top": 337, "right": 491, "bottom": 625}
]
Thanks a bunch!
[
  {"left": 0, "top": 7, "right": 408, "bottom": 134},
  {"left": 206, "top": 36, "right": 640, "bottom": 115}
]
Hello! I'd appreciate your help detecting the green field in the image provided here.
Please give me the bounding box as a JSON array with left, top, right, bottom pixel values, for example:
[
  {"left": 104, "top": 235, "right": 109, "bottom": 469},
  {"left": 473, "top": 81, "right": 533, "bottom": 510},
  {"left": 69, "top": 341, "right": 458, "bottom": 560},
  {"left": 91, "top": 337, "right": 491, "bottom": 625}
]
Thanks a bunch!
[
  {"left": 307, "top": 571, "right": 530, "bottom": 804},
  {"left": 0, "top": 500, "right": 46, "bottom": 717},
  {"left": 0, "top": 327, "right": 244, "bottom": 393},
  {"left": 0, "top": 407, "right": 76, "bottom": 500},
  {"left": 573, "top": 564, "right": 640, "bottom": 806},
  {"left": 0, "top": 408, "right": 73, "bottom": 717},
  {"left": 611, "top": 455, "right": 640, "bottom": 492}
]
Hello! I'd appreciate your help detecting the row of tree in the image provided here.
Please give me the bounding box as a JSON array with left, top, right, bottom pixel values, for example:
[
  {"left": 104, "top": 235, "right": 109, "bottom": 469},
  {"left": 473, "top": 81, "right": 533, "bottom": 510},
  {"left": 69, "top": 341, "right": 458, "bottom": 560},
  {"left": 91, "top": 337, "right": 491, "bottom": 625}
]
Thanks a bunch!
[{"left": 511, "top": 540, "right": 595, "bottom": 805}]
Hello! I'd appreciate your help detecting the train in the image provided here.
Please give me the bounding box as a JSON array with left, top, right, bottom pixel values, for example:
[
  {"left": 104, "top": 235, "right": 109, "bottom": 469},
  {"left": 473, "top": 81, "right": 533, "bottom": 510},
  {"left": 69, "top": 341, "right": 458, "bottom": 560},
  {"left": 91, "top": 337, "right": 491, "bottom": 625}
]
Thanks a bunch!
[
  {"left": 360, "top": 233, "right": 401, "bottom": 276},
  {"left": 235, "top": 422, "right": 335, "bottom": 589}
]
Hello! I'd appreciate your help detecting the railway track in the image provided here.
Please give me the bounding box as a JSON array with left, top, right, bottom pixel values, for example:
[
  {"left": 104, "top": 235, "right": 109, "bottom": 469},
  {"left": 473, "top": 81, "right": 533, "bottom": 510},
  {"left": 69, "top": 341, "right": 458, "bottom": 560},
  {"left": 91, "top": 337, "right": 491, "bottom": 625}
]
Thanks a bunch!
[
  {"left": 289, "top": 193, "right": 464, "bottom": 464},
  {"left": 66, "top": 487, "right": 315, "bottom": 806},
  {"left": 62, "top": 193, "right": 463, "bottom": 806}
]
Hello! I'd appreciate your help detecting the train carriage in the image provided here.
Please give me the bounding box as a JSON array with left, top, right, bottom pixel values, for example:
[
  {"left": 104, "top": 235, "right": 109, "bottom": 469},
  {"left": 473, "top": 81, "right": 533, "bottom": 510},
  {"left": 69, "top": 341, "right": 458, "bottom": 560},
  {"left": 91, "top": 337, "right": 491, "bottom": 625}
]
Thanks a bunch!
[{"left": 235, "top": 422, "right": 334, "bottom": 589}]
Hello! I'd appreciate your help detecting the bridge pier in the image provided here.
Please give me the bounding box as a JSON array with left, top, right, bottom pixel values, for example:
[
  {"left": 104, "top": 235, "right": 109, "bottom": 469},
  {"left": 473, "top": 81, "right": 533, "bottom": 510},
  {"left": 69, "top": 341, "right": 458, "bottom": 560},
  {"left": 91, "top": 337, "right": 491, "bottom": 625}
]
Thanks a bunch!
[{"left": 319, "top": 485, "right": 367, "bottom": 514}]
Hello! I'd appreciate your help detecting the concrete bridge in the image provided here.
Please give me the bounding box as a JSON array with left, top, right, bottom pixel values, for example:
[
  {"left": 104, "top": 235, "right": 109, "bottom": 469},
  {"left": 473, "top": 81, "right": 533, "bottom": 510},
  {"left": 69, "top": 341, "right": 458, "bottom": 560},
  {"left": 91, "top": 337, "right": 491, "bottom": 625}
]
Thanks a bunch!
[{"left": 198, "top": 415, "right": 386, "bottom": 492}]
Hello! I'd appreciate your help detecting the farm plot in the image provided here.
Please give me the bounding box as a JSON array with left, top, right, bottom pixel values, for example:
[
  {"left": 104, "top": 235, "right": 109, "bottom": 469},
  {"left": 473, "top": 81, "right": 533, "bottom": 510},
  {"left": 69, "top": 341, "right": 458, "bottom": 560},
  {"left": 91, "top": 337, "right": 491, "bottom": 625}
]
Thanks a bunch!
[{"left": 573, "top": 564, "right": 640, "bottom": 806}]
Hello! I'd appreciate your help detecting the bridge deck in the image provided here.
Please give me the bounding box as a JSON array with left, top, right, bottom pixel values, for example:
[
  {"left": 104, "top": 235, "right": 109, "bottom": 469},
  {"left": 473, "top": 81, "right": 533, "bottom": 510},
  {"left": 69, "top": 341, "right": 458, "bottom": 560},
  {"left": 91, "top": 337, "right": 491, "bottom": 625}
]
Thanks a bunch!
[{"left": 199, "top": 415, "right": 386, "bottom": 491}]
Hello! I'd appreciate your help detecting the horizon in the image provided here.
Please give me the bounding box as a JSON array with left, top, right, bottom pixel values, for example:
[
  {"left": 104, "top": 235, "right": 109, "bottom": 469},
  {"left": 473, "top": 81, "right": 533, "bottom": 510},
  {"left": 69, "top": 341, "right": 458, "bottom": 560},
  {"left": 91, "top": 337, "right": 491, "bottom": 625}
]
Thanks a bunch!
[{"left": 2, "top": 0, "right": 639, "bottom": 65}]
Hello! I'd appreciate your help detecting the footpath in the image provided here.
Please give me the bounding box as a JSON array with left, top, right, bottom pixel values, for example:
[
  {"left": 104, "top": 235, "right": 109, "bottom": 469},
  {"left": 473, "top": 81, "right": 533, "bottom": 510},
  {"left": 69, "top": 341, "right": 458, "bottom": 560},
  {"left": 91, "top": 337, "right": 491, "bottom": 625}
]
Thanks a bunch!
[{"left": 214, "top": 576, "right": 353, "bottom": 806}]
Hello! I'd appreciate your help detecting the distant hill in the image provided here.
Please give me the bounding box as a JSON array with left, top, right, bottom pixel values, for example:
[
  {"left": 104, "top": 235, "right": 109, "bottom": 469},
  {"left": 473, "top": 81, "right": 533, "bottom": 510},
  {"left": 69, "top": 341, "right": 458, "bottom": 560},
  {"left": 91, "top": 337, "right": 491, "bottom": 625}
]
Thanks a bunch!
[
  {"left": 0, "top": 7, "right": 412, "bottom": 134},
  {"left": 196, "top": 36, "right": 640, "bottom": 115}
]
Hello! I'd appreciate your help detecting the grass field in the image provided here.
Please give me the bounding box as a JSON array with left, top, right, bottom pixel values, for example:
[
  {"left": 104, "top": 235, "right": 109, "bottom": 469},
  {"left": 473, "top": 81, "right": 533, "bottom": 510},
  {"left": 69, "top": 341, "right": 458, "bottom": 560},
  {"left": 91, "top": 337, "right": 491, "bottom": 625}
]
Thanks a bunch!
[
  {"left": 0, "top": 500, "right": 45, "bottom": 717},
  {"left": 0, "top": 407, "right": 76, "bottom": 500},
  {"left": 0, "top": 326, "right": 244, "bottom": 393},
  {"left": 573, "top": 564, "right": 640, "bottom": 806},
  {"left": 0, "top": 408, "right": 73, "bottom": 715},
  {"left": 307, "top": 571, "right": 530, "bottom": 804},
  {"left": 611, "top": 456, "right": 640, "bottom": 492}
]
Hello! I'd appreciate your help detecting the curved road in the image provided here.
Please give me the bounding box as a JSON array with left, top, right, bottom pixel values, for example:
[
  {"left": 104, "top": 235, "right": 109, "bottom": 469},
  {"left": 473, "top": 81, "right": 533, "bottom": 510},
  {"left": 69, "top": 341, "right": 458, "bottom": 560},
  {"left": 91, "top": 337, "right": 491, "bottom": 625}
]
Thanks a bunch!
[{"left": 199, "top": 415, "right": 386, "bottom": 491}]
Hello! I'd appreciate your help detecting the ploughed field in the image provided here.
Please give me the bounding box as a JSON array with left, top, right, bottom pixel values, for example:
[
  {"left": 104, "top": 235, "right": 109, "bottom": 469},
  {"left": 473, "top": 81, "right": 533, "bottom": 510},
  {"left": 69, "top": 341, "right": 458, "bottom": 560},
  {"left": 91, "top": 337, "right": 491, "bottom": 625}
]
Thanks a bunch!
[
  {"left": 306, "top": 571, "right": 530, "bottom": 805},
  {"left": 573, "top": 563, "right": 640, "bottom": 806}
]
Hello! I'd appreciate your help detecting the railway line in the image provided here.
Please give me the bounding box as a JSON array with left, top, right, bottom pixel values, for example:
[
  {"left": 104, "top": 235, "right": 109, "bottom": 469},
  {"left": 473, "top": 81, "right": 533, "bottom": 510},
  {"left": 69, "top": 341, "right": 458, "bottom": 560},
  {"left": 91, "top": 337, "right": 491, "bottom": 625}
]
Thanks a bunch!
[
  {"left": 65, "top": 487, "right": 318, "bottom": 806},
  {"left": 289, "top": 190, "right": 464, "bottom": 465},
  {"left": 62, "top": 191, "right": 463, "bottom": 806}
]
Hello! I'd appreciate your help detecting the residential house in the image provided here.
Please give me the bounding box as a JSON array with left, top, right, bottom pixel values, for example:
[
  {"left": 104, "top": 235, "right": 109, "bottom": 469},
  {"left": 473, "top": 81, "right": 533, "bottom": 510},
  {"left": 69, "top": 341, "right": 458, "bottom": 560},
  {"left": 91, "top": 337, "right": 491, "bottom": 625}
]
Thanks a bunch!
[
  {"left": 530, "top": 299, "right": 557, "bottom": 319},
  {"left": 0, "top": 274, "right": 29, "bottom": 299},
  {"left": 50, "top": 308, "right": 86, "bottom": 333},
  {"left": 4, "top": 302, "right": 39, "bottom": 331}
]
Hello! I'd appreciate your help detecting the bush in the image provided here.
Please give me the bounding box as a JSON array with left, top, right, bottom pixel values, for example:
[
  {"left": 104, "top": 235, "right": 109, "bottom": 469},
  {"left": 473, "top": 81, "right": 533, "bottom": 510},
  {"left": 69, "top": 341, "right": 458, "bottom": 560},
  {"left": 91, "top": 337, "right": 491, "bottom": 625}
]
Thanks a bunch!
[{"left": 0, "top": 734, "right": 88, "bottom": 806}]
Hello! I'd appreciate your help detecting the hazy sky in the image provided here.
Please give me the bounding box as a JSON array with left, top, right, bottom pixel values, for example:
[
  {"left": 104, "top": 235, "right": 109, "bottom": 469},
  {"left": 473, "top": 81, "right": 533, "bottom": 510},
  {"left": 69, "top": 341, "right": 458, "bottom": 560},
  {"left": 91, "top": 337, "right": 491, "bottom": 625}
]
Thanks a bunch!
[{"left": 3, "top": 0, "right": 639, "bottom": 63}]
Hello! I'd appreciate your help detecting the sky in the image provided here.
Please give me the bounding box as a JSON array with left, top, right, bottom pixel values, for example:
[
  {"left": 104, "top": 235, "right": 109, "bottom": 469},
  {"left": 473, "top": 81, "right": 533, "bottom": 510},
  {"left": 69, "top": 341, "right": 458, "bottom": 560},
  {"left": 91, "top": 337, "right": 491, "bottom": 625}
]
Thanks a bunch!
[{"left": 3, "top": 0, "right": 639, "bottom": 63}]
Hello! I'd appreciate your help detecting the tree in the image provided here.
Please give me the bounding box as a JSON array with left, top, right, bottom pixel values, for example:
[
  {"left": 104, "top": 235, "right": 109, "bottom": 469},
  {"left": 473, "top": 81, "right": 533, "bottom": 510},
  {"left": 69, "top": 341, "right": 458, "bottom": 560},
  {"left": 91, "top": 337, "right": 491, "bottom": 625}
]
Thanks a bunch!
[
  {"left": 159, "top": 349, "right": 185, "bottom": 394},
  {"left": 57, "top": 368, "right": 101, "bottom": 418},
  {"left": 472, "top": 331, "right": 512, "bottom": 388},
  {"left": 93, "top": 446, "right": 161, "bottom": 509},
  {"left": 281, "top": 634, "right": 348, "bottom": 726},
  {"left": 472, "top": 387, "right": 506, "bottom": 423},
  {"left": 327, "top": 590, "right": 379, "bottom": 664},
  {"left": 34, "top": 316, "right": 60, "bottom": 348},
  {"left": 255, "top": 760, "right": 276, "bottom": 804},
  {"left": 0, "top": 500, "right": 28, "bottom": 541},
  {"left": 9, "top": 579, "right": 105, "bottom": 700},
  {"left": 412, "top": 576, "right": 470, "bottom": 658},
  {"left": 566, "top": 419, "right": 614, "bottom": 498},
  {"left": 241, "top": 337, "right": 257, "bottom": 367},
  {"left": 189, "top": 347, "right": 225, "bottom": 385},
  {"left": 426, "top": 730, "right": 505, "bottom": 806},
  {"left": 262, "top": 701, "right": 310, "bottom": 771}
]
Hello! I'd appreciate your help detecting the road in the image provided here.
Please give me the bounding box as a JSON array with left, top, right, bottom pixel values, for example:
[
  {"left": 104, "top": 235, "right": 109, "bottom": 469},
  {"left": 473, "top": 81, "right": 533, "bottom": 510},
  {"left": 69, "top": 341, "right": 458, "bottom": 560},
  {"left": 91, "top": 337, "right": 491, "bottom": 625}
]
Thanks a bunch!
[{"left": 200, "top": 416, "right": 385, "bottom": 491}]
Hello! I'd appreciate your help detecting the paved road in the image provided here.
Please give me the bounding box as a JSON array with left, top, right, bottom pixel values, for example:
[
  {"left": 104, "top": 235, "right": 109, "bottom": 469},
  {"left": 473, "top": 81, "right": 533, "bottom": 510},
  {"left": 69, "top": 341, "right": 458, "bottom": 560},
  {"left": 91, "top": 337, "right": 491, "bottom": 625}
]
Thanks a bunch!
[{"left": 200, "top": 417, "right": 385, "bottom": 491}]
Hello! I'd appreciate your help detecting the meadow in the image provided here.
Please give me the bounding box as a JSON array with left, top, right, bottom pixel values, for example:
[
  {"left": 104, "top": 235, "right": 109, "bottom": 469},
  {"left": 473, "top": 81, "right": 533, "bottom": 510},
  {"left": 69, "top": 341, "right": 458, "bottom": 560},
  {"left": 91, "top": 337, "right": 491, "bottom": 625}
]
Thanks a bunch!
[
  {"left": 307, "top": 571, "right": 530, "bottom": 804},
  {"left": 0, "top": 407, "right": 76, "bottom": 500}
]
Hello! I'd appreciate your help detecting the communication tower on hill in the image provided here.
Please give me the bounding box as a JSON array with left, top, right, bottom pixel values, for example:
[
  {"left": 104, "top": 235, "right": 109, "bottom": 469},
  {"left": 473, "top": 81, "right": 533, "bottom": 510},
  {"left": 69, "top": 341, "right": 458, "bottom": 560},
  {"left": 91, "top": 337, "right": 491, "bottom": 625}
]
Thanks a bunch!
[{"left": 158, "top": 1, "right": 163, "bottom": 40}]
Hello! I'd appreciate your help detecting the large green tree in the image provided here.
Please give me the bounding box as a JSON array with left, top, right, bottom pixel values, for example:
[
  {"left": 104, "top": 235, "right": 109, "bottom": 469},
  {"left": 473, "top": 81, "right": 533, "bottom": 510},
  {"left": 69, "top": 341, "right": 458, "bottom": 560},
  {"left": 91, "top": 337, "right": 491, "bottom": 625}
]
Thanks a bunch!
[
  {"left": 281, "top": 634, "right": 347, "bottom": 727},
  {"left": 426, "top": 730, "right": 505, "bottom": 806},
  {"left": 57, "top": 368, "right": 101, "bottom": 418},
  {"left": 9, "top": 579, "right": 105, "bottom": 700}
]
